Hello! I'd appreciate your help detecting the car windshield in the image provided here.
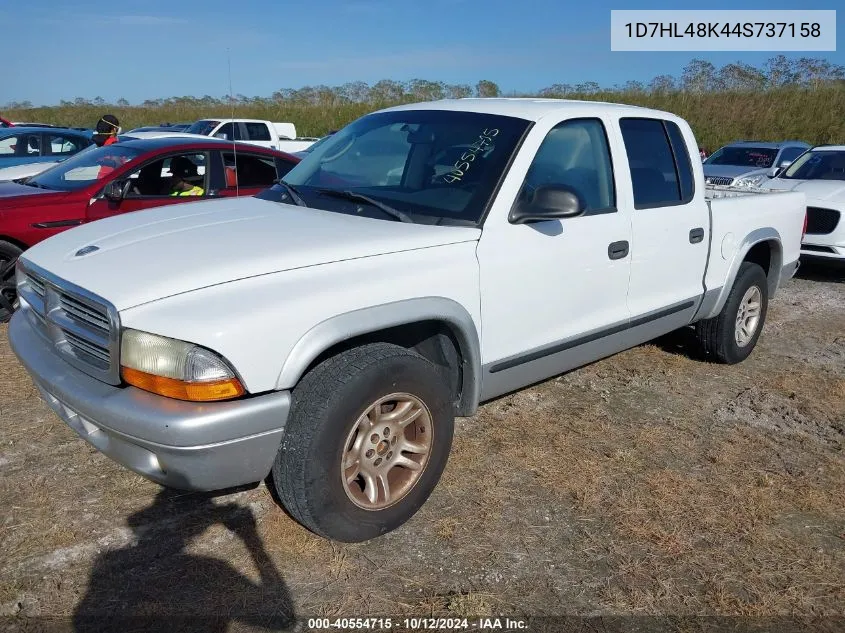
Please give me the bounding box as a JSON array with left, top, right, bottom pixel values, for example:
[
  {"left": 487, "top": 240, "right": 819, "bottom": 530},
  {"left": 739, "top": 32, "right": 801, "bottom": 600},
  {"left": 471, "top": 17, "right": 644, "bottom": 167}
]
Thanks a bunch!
[
  {"left": 300, "top": 133, "right": 335, "bottom": 154},
  {"left": 261, "top": 109, "right": 531, "bottom": 225},
  {"left": 781, "top": 150, "right": 845, "bottom": 181},
  {"left": 185, "top": 120, "right": 220, "bottom": 136},
  {"left": 27, "top": 144, "right": 143, "bottom": 191},
  {"left": 704, "top": 146, "right": 779, "bottom": 168}
]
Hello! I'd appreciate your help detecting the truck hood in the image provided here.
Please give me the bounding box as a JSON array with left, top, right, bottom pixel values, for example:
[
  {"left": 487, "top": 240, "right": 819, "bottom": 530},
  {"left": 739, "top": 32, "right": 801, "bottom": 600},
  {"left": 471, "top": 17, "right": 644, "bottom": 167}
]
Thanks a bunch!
[
  {"left": 21, "top": 196, "right": 481, "bottom": 310},
  {"left": 759, "top": 178, "right": 845, "bottom": 201}
]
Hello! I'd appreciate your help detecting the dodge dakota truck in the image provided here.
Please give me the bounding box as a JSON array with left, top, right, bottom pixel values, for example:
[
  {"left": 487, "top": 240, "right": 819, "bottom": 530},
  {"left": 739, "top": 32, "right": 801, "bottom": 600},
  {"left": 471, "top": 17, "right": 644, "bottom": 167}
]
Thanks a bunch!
[
  {"left": 183, "top": 119, "right": 318, "bottom": 153},
  {"left": 9, "top": 98, "right": 806, "bottom": 542}
]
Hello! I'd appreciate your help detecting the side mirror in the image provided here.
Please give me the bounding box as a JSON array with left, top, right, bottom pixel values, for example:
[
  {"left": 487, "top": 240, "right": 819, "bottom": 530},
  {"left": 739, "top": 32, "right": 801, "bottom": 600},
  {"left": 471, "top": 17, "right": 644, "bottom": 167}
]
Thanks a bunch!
[
  {"left": 214, "top": 132, "right": 228, "bottom": 140},
  {"left": 103, "top": 180, "right": 129, "bottom": 202},
  {"left": 509, "top": 184, "right": 586, "bottom": 224},
  {"left": 779, "top": 160, "right": 792, "bottom": 169}
]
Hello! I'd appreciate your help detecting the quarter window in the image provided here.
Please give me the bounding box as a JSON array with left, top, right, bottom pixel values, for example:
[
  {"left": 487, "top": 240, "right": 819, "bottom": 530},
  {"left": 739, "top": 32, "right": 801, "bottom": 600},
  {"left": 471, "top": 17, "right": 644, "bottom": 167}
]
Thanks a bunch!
[
  {"left": 518, "top": 118, "right": 616, "bottom": 213},
  {"left": 620, "top": 118, "right": 693, "bottom": 208}
]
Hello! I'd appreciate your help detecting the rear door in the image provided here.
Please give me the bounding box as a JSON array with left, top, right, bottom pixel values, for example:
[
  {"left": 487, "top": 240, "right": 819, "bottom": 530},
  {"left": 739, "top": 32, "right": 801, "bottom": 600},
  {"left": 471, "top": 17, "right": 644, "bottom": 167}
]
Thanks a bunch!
[
  {"left": 86, "top": 151, "right": 211, "bottom": 222},
  {"left": 616, "top": 117, "right": 709, "bottom": 323}
]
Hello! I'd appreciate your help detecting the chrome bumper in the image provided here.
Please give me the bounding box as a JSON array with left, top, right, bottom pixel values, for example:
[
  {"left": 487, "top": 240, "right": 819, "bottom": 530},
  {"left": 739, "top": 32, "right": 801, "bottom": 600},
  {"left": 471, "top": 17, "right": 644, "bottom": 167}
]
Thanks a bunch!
[{"left": 9, "top": 310, "right": 290, "bottom": 491}]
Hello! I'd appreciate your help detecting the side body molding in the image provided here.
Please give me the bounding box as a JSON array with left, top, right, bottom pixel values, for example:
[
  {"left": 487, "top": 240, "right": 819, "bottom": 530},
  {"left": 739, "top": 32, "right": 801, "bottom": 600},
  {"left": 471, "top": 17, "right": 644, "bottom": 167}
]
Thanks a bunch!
[
  {"left": 696, "top": 227, "right": 783, "bottom": 321},
  {"left": 275, "top": 297, "right": 483, "bottom": 416}
]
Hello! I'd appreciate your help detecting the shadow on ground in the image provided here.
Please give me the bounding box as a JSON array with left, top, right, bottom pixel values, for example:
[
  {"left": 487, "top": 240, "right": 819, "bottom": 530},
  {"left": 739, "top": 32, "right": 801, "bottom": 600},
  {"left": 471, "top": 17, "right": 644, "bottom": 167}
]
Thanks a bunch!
[
  {"left": 795, "top": 259, "right": 845, "bottom": 284},
  {"left": 73, "top": 485, "right": 297, "bottom": 633}
]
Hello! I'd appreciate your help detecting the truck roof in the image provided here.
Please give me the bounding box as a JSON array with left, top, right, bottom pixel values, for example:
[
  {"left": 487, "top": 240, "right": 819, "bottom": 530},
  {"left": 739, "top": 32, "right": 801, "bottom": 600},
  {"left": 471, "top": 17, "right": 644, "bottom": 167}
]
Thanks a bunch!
[{"left": 378, "top": 97, "right": 675, "bottom": 123}]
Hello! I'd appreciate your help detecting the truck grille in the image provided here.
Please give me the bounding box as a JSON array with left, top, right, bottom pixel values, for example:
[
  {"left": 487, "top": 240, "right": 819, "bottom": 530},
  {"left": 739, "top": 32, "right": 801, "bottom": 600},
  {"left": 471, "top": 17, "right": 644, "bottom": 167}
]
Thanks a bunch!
[
  {"left": 17, "top": 261, "right": 121, "bottom": 385},
  {"left": 806, "top": 207, "right": 840, "bottom": 235},
  {"left": 706, "top": 176, "right": 734, "bottom": 186}
]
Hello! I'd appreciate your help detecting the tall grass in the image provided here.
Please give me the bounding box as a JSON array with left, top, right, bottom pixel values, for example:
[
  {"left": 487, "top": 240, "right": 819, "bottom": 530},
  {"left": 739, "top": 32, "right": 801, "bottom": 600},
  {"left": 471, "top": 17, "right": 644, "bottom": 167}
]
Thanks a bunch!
[{"left": 5, "top": 86, "right": 844, "bottom": 150}]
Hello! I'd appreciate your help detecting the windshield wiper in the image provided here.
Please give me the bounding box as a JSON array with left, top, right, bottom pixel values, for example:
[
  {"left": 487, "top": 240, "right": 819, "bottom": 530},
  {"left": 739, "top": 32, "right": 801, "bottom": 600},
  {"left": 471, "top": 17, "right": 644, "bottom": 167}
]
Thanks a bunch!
[
  {"left": 316, "top": 189, "right": 414, "bottom": 223},
  {"left": 272, "top": 179, "right": 308, "bottom": 207}
]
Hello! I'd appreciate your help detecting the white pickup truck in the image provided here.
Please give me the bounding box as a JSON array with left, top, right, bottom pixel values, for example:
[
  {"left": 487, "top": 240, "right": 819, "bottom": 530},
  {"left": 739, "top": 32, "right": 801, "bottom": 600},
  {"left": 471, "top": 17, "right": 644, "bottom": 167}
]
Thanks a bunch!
[
  {"left": 9, "top": 98, "right": 806, "bottom": 543},
  {"left": 182, "top": 118, "right": 318, "bottom": 153}
]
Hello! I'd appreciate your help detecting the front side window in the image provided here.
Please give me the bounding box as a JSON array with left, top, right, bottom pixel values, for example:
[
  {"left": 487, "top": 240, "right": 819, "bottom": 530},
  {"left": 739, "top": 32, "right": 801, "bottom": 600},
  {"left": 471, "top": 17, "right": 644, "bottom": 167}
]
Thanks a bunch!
[
  {"left": 267, "top": 109, "right": 532, "bottom": 225},
  {"left": 620, "top": 118, "right": 686, "bottom": 208},
  {"left": 125, "top": 153, "right": 208, "bottom": 197},
  {"left": 214, "top": 122, "right": 242, "bottom": 141},
  {"left": 517, "top": 118, "right": 615, "bottom": 213},
  {"left": 704, "top": 145, "right": 778, "bottom": 168},
  {"left": 27, "top": 145, "right": 143, "bottom": 191},
  {"left": 777, "top": 146, "right": 807, "bottom": 166},
  {"left": 782, "top": 150, "right": 845, "bottom": 181},
  {"left": 47, "top": 134, "right": 84, "bottom": 156}
]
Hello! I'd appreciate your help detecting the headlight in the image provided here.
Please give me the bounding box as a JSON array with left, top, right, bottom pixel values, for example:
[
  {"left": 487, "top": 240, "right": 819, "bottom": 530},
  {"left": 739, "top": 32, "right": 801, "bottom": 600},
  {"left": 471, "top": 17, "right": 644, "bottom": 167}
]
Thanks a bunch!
[
  {"left": 120, "top": 329, "right": 245, "bottom": 402},
  {"left": 734, "top": 175, "right": 766, "bottom": 188}
]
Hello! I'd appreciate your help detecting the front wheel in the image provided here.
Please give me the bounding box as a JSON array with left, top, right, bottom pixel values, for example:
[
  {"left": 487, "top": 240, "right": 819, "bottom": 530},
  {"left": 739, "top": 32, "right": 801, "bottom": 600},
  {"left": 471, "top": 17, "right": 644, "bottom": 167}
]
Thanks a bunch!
[
  {"left": 0, "top": 241, "right": 23, "bottom": 323},
  {"left": 694, "top": 261, "right": 769, "bottom": 364},
  {"left": 271, "top": 342, "right": 454, "bottom": 542}
]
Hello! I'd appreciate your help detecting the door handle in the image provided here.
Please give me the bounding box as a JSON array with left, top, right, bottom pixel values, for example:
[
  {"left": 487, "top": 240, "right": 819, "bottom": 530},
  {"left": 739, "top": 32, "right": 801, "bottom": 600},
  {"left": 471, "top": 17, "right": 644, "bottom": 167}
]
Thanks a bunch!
[
  {"left": 608, "top": 240, "right": 629, "bottom": 260},
  {"left": 689, "top": 227, "right": 705, "bottom": 244}
]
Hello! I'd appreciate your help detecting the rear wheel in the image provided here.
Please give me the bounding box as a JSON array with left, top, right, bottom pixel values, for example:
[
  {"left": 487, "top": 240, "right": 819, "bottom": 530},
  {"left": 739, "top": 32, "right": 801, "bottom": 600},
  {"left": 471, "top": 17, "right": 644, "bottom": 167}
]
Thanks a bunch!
[
  {"left": 271, "top": 342, "right": 454, "bottom": 542},
  {"left": 694, "top": 262, "right": 768, "bottom": 364},
  {"left": 0, "top": 241, "right": 23, "bottom": 323}
]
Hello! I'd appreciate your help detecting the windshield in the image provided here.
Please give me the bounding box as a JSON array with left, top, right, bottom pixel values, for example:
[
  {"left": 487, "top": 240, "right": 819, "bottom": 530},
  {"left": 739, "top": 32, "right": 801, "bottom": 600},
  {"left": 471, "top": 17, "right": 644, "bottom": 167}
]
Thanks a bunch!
[
  {"left": 28, "top": 144, "right": 143, "bottom": 191},
  {"left": 781, "top": 150, "right": 845, "bottom": 181},
  {"left": 300, "top": 133, "right": 336, "bottom": 154},
  {"left": 185, "top": 120, "right": 220, "bottom": 136},
  {"left": 261, "top": 109, "right": 531, "bottom": 225},
  {"left": 704, "top": 146, "right": 779, "bottom": 168}
]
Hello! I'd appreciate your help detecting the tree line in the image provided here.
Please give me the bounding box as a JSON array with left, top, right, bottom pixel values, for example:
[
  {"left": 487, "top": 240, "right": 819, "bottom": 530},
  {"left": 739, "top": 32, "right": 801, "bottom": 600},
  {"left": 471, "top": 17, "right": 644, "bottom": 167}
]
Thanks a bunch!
[{"left": 4, "top": 56, "right": 843, "bottom": 110}]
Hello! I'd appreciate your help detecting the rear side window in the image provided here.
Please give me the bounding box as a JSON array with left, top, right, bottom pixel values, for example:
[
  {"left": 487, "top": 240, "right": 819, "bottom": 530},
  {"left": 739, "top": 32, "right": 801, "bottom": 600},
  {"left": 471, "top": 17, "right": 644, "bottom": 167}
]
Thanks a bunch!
[
  {"left": 620, "top": 118, "right": 694, "bottom": 209},
  {"left": 222, "top": 152, "right": 278, "bottom": 188},
  {"left": 48, "top": 134, "right": 84, "bottom": 156},
  {"left": 245, "top": 122, "right": 271, "bottom": 141}
]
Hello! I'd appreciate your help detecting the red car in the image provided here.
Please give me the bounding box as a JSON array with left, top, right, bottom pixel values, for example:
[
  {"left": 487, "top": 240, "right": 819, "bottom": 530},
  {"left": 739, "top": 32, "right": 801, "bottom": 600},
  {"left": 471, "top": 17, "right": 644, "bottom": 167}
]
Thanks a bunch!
[{"left": 0, "top": 136, "right": 300, "bottom": 320}]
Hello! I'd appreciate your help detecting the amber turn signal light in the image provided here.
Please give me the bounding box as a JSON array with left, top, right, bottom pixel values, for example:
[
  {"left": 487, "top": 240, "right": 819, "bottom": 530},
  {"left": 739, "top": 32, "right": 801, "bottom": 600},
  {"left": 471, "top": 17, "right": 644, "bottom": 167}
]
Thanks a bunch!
[{"left": 121, "top": 366, "right": 245, "bottom": 402}]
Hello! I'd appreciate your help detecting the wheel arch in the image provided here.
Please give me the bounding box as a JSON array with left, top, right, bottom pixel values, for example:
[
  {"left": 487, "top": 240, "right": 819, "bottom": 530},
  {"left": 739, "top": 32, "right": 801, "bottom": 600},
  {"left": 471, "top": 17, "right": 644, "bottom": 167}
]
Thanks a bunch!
[
  {"left": 702, "top": 228, "right": 783, "bottom": 320},
  {"left": 275, "top": 297, "right": 482, "bottom": 416}
]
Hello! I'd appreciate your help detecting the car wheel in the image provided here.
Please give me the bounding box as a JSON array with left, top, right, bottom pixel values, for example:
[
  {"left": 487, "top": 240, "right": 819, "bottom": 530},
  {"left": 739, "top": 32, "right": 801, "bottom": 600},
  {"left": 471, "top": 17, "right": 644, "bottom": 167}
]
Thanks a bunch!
[
  {"left": 694, "top": 262, "right": 769, "bottom": 364},
  {"left": 271, "top": 342, "right": 454, "bottom": 542},
  {"left": 0, "top": 241, "right": 23, "bottom": 323}
]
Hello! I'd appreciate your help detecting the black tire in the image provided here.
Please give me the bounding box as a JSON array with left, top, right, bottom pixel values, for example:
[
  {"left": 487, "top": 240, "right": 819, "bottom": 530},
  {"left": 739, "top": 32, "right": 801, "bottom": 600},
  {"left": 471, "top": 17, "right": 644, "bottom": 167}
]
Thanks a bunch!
[
  {"left": 271, "top": 342, "right": 454, "bottom": 542},
  {"left": 0, "top": 240, "right": 23, "bottom": 323},
  {"left": 694, "top": 262, "right": 768, "bottom": 364}
]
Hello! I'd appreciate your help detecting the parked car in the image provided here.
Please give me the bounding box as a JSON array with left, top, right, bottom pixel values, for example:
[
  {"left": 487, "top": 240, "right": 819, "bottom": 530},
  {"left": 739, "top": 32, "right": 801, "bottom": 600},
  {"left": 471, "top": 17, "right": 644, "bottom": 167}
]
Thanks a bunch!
[
  {"left": 184, "top": 118, "right": 318, "bottom": 153},
  {"left": 703, "top": 140, "right": 810, "bottom": 188},
  {"left": 8, "top": 99, "right": 806, "bottom": 543},
  {"left": 759, "top": 145, "right": 845, "bottom": 264},
  {"left": 0, "top": 126, "right": 94, "bottom": 172},
  {"left": 0, "top": 136, "right": 300, "bottom": 319}
]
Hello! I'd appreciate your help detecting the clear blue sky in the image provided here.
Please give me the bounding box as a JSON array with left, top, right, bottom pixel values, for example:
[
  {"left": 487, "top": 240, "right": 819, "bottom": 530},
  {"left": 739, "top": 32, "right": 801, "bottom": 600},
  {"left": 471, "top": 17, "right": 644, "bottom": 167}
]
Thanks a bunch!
[{"left": 4, "top": 0, "right": 843, "bottom": 105}]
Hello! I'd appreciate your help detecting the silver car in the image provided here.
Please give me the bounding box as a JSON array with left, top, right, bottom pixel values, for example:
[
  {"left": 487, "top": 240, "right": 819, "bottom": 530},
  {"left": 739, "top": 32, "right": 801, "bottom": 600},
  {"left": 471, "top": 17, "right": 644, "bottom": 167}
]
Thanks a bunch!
[{"left": 703, "top": 140, "right": 810, "bottom": 188}]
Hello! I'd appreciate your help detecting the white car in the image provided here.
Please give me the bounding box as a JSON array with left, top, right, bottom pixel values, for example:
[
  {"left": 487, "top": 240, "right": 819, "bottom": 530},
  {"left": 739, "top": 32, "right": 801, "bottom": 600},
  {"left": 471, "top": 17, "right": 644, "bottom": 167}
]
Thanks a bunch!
[
  {"left": 9, "top": 98, "right": 806, "bottom": 543},
  {"left": 760, "top": 145, "right": 845, "bottom": 263}
]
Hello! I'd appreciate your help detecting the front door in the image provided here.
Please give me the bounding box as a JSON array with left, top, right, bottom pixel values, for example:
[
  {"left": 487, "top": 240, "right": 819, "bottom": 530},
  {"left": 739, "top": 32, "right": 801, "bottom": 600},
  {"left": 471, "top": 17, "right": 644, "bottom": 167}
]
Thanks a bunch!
[
  {"left": 86, "top": 151, "right": 211, "bottom": 222},
  {"left": 476, "top": 116, "right": 633, "bottom": 399}
]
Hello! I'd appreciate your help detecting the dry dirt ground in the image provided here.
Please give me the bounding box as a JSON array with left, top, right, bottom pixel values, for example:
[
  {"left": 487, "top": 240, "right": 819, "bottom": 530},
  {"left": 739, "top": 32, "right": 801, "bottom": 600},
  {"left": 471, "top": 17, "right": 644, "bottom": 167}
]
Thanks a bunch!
[{"left": 0, "top": 264, "right": 843, "bottom": 633}]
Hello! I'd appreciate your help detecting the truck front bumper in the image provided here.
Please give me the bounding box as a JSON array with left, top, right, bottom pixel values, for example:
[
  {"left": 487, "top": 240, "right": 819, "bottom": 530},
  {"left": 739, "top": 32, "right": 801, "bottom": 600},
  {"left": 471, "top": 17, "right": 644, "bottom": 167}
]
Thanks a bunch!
[{"left": 8, "top": 311, "right": 290, "bottom": 491}]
